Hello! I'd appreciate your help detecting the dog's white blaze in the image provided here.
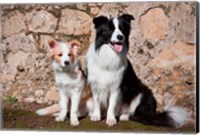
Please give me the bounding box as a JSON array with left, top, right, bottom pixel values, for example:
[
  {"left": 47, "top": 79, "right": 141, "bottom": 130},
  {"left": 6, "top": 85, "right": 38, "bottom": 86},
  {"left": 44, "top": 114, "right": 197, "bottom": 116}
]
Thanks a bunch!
[
  {"left": 129, "top": 94, "right": 142, "bottom": 115},
  {"left": 111, "top": 18, "right": 124, "bottom": 43},
  {"left": 60, "top": 42, "right": 70, "bottom": 67}
]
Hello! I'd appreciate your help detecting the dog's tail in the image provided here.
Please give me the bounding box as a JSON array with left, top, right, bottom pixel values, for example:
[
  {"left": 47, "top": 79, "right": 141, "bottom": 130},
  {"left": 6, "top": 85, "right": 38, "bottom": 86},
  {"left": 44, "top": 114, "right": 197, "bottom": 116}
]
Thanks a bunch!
[
  {"left": 130, "top": 106, "right": 189, "bottom": 128},
  {"left": 152, "top": 106, "right": 189, "bottom": 128},
  {"left": 36, "top": 104, "right": 60, "bottom": 116}
]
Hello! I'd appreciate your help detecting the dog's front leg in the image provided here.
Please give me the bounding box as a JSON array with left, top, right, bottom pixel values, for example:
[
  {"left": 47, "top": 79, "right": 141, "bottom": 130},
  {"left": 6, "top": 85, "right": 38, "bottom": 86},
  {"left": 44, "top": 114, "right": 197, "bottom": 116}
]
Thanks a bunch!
[
  {"left": 90, "top": 91, "right": 101, "bottom": 121},
  {"left": 55, "top": 89, "right": 68, "bottom": 122},
  {"left": 70, "top": 90, "right": 81, "bottom": 126},
  {"left": 106, "top": 89, "right": 119, "bottom": 126}
]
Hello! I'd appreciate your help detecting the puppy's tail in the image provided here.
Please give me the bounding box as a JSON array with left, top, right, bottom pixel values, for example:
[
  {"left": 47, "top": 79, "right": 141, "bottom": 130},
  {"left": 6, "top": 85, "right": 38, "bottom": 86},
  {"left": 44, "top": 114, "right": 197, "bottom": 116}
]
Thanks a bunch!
[
  {"left": 36, "top": 104, "right": 60, "bottom": 116},
  {"left": 130, "top": 106, "right": 189, "bottom": 128}
]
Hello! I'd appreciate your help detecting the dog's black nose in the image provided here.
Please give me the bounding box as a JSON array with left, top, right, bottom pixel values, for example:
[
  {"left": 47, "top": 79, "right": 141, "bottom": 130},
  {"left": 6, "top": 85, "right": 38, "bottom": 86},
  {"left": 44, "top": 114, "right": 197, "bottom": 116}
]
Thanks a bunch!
[
  {"left": 117, "top": 34, "right": 124, "bottom": 40},
  {"left": 64, "top": 61, "right": 70, "bottom": 66}
]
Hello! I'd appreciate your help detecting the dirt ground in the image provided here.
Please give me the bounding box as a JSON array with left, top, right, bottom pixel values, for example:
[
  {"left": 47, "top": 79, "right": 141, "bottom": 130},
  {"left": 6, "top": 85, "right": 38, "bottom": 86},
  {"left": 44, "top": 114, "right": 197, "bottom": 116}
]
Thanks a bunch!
[{"left": 2, "top": 101, "right": 195, "bottom": 133}]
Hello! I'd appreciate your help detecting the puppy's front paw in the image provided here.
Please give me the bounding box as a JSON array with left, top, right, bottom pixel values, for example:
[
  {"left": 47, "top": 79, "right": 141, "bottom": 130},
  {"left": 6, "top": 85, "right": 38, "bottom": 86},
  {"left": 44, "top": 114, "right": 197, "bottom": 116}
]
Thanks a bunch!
[
  {"left": 106, "top": 117, "right": 117, "bottom": 127},
  {"left": 90, "top": 113, "right": 101, "bottom": 121},
  {"left": 55, "top": 115, "right": 65, "bottom": 122}
]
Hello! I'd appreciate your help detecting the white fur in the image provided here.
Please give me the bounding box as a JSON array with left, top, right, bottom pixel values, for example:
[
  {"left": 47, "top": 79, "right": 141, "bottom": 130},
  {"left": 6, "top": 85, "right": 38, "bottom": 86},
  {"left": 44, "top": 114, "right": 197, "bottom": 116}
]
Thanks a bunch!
[
  {"left": 87, "top": 42, "right": 127, "bottom": 126},
  {"left": 129, "top": 94, "right": 142, "bottom": 115},
  {"left": 59, "top": 42, "right": 71, "bottom": 67},
  {"left": 119, "top": 114, "right": 129, "bottom": 121},
  {"left": 51, "top": 42, "right": 84, "bottom": 126},
  {"left": 165, "top": 106, "right": 190, "bottom": 128},
  {"left": 36, "top": 108, "right": 49, "bottom": 116}
]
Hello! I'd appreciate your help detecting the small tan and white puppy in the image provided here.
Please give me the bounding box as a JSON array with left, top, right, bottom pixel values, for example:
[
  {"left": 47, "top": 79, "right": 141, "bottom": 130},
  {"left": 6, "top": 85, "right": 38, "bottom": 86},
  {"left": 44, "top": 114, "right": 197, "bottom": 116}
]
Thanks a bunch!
[{"left": 36, "top": 39, "right": 93, "bottom": 127}]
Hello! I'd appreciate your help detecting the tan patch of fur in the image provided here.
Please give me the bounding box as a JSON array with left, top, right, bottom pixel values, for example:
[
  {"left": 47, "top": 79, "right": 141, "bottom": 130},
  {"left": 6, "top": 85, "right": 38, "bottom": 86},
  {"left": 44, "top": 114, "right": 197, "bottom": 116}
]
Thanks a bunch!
[
  {"left": 50, "top": 43, "right": 62, "bottom": 64},
  {"left": 53, "top": 54, "right": 61, "bottom": 64},
  {"left": 69, "top": 50, "right": 75, "bottom": 64}
]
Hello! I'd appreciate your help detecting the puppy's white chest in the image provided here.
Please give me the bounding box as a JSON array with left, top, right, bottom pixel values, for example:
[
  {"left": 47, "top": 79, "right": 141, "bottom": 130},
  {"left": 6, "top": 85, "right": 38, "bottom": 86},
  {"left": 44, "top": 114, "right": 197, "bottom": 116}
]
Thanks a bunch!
[{"left": 55, "top": 72, "right": 83, "bottom": 89}]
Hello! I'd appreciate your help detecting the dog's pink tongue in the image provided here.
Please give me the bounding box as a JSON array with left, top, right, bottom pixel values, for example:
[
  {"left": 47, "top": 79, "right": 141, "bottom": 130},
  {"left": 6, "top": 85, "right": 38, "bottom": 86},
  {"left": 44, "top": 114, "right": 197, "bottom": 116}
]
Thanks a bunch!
[{"left": 114, "top": 44, "right": 123, "bottom": 52}]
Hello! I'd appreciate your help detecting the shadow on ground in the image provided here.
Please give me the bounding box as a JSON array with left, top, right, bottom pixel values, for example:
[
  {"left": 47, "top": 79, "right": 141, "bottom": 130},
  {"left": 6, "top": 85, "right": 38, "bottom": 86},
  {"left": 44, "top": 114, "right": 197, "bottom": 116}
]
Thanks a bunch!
[{"left": 2, "top": 101, "right": 195, "bottom": 133}]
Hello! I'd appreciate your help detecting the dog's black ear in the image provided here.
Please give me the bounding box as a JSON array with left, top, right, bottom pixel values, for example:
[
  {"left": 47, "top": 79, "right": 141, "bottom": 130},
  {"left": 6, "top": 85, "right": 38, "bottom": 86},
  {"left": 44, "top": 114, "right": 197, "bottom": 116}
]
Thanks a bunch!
[
  {"left": 120, "top": 14, "right": 135, "bottom": 23},
  {"left": 93, "top": 16, "right": 108, "bottom": 29}
]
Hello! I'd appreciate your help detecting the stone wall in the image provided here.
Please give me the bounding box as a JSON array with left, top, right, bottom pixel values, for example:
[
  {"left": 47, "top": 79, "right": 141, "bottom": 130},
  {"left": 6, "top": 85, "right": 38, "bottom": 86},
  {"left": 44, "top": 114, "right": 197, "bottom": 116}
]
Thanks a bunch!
[{"left": 0, "top": 2, "right": 196, "bottom": 119}]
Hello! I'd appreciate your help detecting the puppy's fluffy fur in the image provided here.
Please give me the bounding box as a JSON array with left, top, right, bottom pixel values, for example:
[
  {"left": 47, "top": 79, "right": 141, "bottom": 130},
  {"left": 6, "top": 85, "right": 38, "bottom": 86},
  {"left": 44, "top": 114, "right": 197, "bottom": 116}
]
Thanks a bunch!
[
  {"left": 36, "top": 40, "right": 93, "bottom": 126},
  {"left": 86, "top": 14, "right": 189, "bottom": 127}
]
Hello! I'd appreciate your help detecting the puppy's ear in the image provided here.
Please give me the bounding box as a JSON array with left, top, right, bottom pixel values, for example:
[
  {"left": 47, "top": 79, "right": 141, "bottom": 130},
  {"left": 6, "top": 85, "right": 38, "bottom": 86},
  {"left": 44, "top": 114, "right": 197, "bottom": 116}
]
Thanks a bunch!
[
  {"left": 69, "top": 40, "right": 80, "bottom": 56},
  {"left": 48, "top": 40, "right": 58, "bottom": 49},
  {"left": 120, "top": 14, "right": 135, "bottom": 23},
  {"left": 93, "top": 16, "right": 108, "bottom": 29}
]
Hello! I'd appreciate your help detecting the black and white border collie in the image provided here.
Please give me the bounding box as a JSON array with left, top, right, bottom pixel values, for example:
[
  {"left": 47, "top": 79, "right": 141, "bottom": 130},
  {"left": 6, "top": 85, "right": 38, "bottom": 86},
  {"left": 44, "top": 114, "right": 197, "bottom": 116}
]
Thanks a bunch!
[{"left": 86, "top": 14, "right": 189, "bottom": 127}]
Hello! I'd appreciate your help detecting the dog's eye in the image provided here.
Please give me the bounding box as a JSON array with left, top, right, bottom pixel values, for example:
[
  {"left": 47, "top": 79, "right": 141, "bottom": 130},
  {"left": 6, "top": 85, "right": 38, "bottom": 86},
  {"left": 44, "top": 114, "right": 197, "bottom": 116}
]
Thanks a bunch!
[
  {"left": 68, "top": 54, "right": 72, "bottom": 56},
  {"left": 58, "top": 53, "right": 63, "bottom": 57}
]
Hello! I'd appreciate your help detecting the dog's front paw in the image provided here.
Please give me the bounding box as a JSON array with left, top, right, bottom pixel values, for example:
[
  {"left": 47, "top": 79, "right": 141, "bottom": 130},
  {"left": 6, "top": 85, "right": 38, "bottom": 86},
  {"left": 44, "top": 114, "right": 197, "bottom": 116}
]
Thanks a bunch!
[
  {"left": 90, "top": 113, "right": 101, "bottom": 121},
  {"left": 106, "top": 117, "right": 117, "bottom": 127},
  {"left": 70, "top": 118, "right": 79, "bottom": 127},
  {"left": 55, "top": 115, "right": 65, "bottom": 122},
  {"left": 119, "top": 114, "right": 129, "bottom": 121}
]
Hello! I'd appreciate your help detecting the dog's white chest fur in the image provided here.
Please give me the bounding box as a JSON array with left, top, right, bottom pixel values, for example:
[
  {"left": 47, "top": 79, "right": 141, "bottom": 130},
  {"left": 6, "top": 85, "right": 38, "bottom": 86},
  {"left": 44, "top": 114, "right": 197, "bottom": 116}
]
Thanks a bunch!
[
  {"left": 56, "top": 72, "right": 82, "bottom": 89},
  {"left": 53, "top": 62, "right": 84, "bottom": 94},
  {"left": 87, "top": 43, "right": 127, "bottom": 104}
]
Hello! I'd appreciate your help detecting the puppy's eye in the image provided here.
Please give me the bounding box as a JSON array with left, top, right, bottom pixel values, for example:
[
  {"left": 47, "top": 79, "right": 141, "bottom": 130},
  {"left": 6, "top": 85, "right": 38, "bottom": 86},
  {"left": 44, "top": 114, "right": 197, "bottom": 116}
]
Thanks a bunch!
[
  {"left": 58, "top": 53, "right": 63, "bottom": 57},
  {"left": 68, "top": 54, "right": 72, "bottom": 56}
]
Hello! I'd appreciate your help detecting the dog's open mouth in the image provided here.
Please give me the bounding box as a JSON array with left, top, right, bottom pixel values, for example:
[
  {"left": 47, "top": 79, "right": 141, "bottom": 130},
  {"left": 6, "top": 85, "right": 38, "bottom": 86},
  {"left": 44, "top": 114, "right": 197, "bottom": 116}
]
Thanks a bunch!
[{"left": 110, "top": 41, "right": 123, "bottom": 53}]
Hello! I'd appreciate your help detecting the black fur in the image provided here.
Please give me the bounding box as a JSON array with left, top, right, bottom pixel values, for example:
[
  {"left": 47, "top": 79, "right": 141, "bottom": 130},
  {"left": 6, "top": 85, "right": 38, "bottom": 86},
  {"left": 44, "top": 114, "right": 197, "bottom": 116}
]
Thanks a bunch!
[
  {"left": 93, "top": 18, "right": 114, "bottom": 51},
  {"left": 93, "top": 16, "right": 108, "bottom": 29},
  {"left": 121, "top": 60, "right": 175, "bottom": 127}
]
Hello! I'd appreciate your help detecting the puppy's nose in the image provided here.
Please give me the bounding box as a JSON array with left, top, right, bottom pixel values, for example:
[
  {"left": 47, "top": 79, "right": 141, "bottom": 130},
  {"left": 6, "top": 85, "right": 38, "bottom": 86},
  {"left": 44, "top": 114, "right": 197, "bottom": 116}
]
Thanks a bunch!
[
  {"left": 64, "top": 61, "right": 70, "bottom": 66},
  {"left": 117, "top": 34, "right": 124, "bottom": 41}
]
